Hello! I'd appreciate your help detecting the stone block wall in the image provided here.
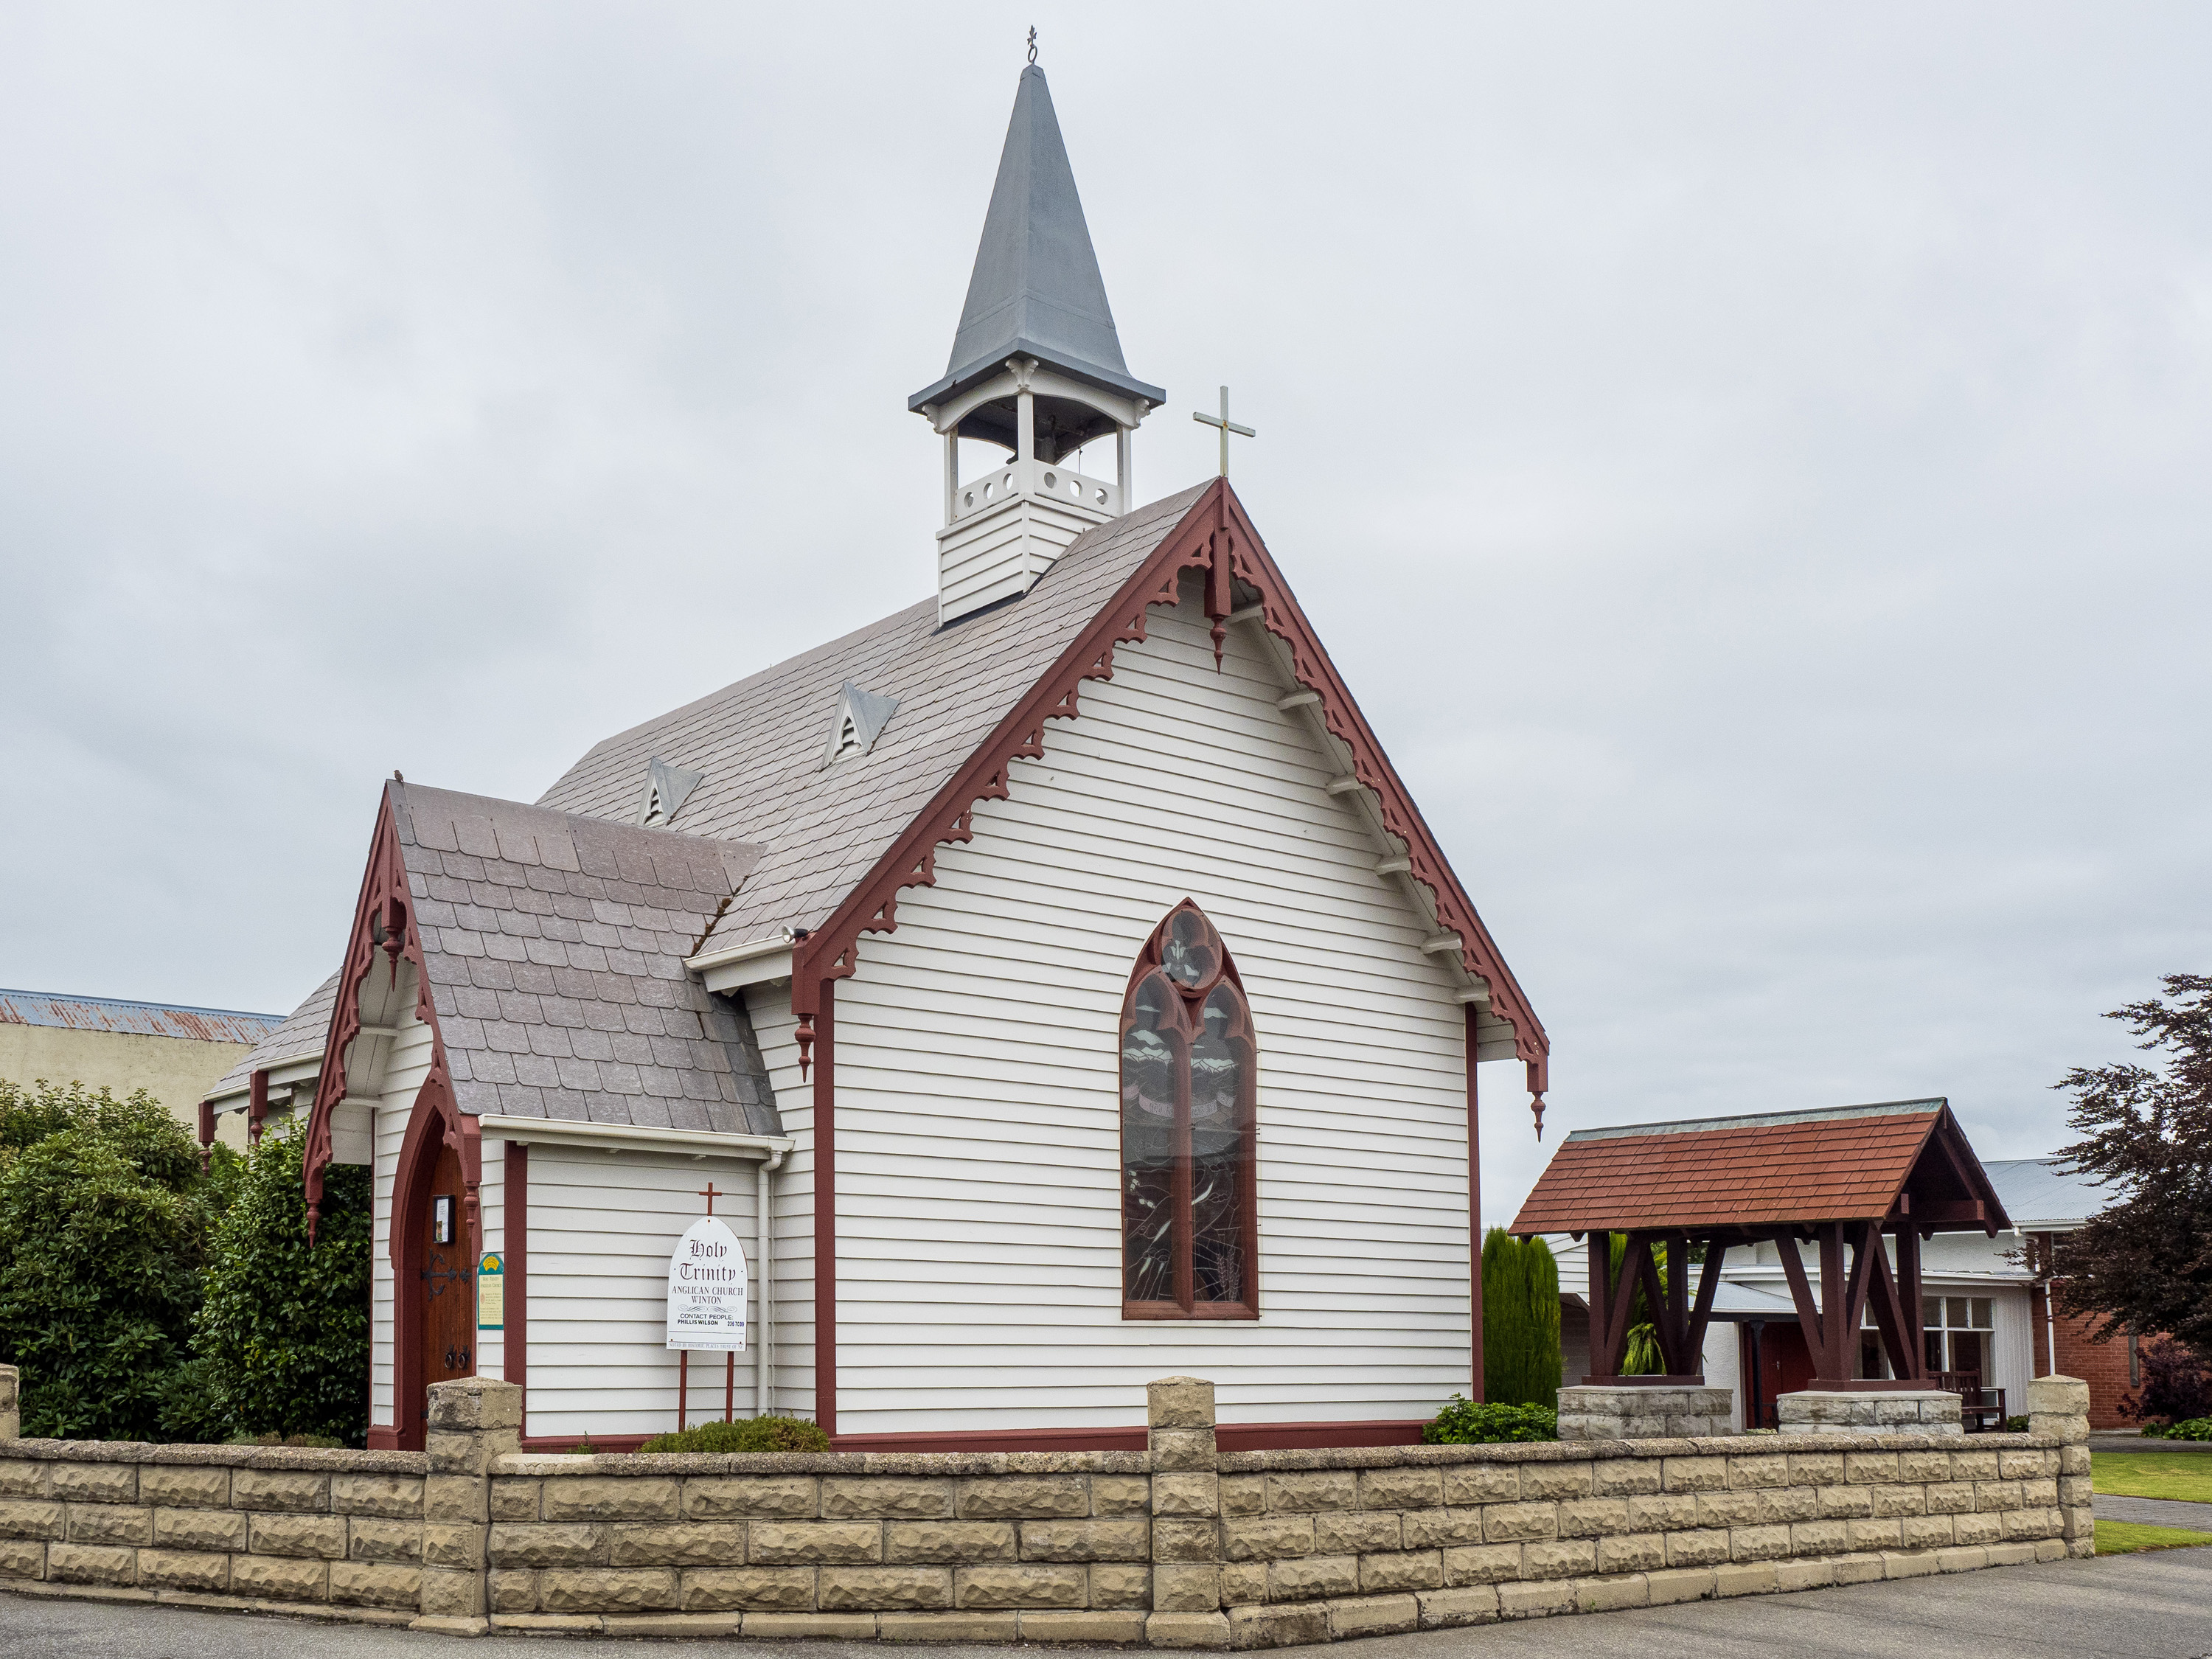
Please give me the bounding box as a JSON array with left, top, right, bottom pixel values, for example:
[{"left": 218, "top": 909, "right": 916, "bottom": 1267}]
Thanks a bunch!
[
  {"left": 1558, "top": 1385, "right": 1733, "bottom": 1441},
  {"left": 1778, "top": 1389, "right": 1965, "bottom": 1436},
  {"left": 0, "top": 1419, "right": 427, "bottom": 1622},
  {"left": 0, "top": 1366, "right": 2097, "bottom": 1645}
]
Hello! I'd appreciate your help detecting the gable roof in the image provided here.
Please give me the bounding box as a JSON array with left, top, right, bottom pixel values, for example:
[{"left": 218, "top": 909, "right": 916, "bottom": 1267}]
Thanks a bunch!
[
  {"left": 228, "top": 480, "right": 1551, "bottom": 1127},
  {"left": 205, "top": 972, "right": 341, "bottom": 1105},
  {"left": 908, "top": 63, "right": 1162, "bottom": 414},
  {"left": 1509, "top": 1098, "right": 2011, "bottom": 1237},
  {"left": 385, "top": 783, "right": 779, "bottom": 1134},
  {"left": 535, "top": 484, "right": 1211, "bottom": 956},
  {"left": 0, "top": 988, "right": 283, "bottom": 1046}
]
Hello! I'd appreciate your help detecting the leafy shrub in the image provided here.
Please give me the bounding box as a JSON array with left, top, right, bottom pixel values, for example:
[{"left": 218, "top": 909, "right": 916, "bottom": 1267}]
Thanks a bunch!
[
  {"left": 638, "top": 1415, "right": 832, "bottom": 1453},
  {"left": 1422, "top": 1396, "right": 1557, "bottom": 1444},
  {"left": 0, "top": 1081, "right": 232, "bottom": 1440},
  {"left": 191, "top": 1121, "right": 372, "bottom": 1447},
  {"left": 2121, "top": 1336, "right": 2212, "bottom": 1427},
  {"left": 1481, "top": 1229, "right": 1562, "bottom": 1407},
  {"left": 2003, "top": 1415, "right": 2030, "bottom": 1433},
  {"left": 2160, "top": 1416, "right": 2212, "bottom": 1441}
]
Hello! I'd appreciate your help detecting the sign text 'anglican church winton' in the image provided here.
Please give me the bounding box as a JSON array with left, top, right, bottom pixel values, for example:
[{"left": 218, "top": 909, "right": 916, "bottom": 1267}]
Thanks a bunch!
[{"left": 667, "top": 1213, "right": 747, "bottom": 1352}]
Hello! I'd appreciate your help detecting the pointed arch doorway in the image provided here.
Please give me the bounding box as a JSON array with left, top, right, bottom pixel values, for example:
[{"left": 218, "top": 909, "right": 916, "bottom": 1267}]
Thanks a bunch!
[{"left": 393, "top": 1099, "right": 478, "bottom": 1449}]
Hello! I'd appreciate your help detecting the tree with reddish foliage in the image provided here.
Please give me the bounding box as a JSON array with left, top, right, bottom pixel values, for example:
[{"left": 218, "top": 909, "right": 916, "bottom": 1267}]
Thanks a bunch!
[
  {"left": 2051, "top": 974, "right": 2212, "bottom": 1360},
  {"left": 2121, "top": 1335, "right": 2212, "bottom": 1427}
]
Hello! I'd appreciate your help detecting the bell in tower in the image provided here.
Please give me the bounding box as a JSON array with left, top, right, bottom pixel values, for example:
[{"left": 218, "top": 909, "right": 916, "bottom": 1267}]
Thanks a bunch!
[{"left": 909, "top": 60, "right": 1164, "bottom": 626}]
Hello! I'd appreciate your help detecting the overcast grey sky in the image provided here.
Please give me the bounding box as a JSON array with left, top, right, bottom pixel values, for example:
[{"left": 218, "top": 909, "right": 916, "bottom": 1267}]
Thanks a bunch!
[{"left": 4, "top": 4, "right": 2208, "bottom": 1219}]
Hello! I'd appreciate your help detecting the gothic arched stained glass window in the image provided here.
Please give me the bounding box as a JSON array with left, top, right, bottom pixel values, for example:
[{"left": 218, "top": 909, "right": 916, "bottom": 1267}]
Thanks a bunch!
[{"left": 1119, "top": 901, "right": 1259, "bottom": 1319}]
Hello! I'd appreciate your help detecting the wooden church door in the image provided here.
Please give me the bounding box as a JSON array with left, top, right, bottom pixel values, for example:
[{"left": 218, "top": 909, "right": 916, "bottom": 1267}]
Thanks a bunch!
[{"left": 414, "top": 1141, "right": 475, "bottom": 1425}]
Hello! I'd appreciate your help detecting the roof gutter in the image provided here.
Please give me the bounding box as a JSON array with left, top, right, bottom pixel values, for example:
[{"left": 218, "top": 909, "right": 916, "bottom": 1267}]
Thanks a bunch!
[
  {"left": 475, "top": 1114, "right": 793, "bottom": 1161},
  {"left": 685, "top": 933, "right": 796, "bottom": 995}
]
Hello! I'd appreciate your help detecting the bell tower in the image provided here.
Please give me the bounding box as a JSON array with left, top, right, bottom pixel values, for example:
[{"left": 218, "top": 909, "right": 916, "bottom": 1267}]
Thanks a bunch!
[{"left": 910, "top": 63, "right": 1164, "bottom": 626}]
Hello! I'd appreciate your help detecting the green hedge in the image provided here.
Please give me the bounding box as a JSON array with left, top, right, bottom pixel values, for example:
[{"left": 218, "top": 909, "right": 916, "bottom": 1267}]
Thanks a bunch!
[
  {"left": 638, "top": 1415, "right": 831, "bottom": 1453},
  {"left": 189, "top": 1120, "right": 372, "bottom": 1447},
  {"left": 1422, "top": 1396, "right": 1558, "bottom": 1444},
  {"left": 0, "top": 1082, "right": 234, "bottom": 1440}
]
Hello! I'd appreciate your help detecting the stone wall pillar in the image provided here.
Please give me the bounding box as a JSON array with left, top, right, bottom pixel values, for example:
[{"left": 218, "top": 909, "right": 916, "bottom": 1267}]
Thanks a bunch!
[
  {"left": 2029, "top": 1374, "right": 2096, "bottom": 1559},
  {"left": 1557, "top": 1382, "right": 1731, "bottom": 1440},
  {"left": 1146, "top": 1376, "right": 1228, "bottom": 1649},
  {"left": 414, "top": 1376, "right": 522, "bottom": 1635},
  {"left": 0, "top": 1365, "right": 18, "bottom": 1442},
  {"left": 1775, "top": 1389, "right": 1962, "bottom": 1437}
]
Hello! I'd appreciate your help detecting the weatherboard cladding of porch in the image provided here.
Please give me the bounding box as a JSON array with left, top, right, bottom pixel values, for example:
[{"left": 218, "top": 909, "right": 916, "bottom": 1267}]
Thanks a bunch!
[{"left": 1507, "top": 1106, "right": 1944, "bottom": 1235}]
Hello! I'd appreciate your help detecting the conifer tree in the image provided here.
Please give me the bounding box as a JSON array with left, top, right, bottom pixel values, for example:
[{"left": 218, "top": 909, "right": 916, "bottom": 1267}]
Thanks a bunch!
[{"left": 1482, "top": 1228, "right": 1564, "bottom": 1405}]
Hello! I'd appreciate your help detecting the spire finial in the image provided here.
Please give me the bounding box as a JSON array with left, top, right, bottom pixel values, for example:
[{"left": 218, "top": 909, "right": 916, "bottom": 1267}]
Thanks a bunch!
[{"left": 1026, "top": 25, "right": 1037, "bottom": 64}]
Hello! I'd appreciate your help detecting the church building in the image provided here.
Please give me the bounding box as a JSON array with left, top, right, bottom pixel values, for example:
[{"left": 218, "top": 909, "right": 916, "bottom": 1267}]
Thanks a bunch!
[{"left": 204, "top": 63, "right": 1549, "bottom": 1453}]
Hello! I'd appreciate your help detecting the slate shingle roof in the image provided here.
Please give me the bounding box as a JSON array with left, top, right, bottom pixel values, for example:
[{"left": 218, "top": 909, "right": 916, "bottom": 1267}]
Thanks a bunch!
[
  {"left": 1508, "top": 1099, "right": 2009, "bottom": 1235},
  {"left": 206, "top": 973, "right": 341, "bottom": 1102},
  {"left": 535, "top": 482, "right": 1209, "bottom": 953},
  {"left": 209, "top": 484, "right": 1207, "bottom": 1129},
  {"left": 393, "top": 784, "right": 779, "bottom": 1135}
]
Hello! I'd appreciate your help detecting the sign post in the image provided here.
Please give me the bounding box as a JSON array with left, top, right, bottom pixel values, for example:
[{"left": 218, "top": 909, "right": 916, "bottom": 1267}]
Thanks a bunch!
[{"left": 667, "top": 1182, "right": 747, "bottom": 1430}]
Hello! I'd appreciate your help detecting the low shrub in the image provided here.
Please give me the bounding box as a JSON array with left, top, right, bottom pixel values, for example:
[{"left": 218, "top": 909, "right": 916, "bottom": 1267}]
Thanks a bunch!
[
  {"left": 2004, "top": 1415, "right": 2030, "bottom": 1433},
  {"left": 1422, "top": 1396, "right": 1557, "bottom": 1444},
  {"left": 639, "top": 1415, "right": 832, "bottom": 1454},
  {"left": 2161, "top": 1416, "right": 2212, "bottom": 1442}
]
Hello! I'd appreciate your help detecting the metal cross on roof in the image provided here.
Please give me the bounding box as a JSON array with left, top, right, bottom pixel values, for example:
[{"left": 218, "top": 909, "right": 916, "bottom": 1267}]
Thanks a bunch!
[{"left": 1192, "top": 386, "right": 1255, "bottom": 477}]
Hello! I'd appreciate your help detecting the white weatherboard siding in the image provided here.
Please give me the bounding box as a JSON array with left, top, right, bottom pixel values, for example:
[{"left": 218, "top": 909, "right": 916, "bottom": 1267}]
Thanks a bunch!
[
  {"left": 743, "top": 983, "right": 814, "bottom": 1419},
  {"left": 831, "top": 595, "right": 1473, "bottom": 1437},
  {"left": 369, "top": 1002, "right": 433, "bottom": 1430},
  {"left": 522, "top": 1142, "right": 765, "bottom": 1441},
  {"left": 368, "top": 993, "right": 508, "bottom": 1428}
]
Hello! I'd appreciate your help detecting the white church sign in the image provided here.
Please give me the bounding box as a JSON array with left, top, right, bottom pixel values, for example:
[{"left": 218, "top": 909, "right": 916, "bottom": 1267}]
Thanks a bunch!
[{"left": 666, "top": 1214, "right": 747, "bottom": 1352}]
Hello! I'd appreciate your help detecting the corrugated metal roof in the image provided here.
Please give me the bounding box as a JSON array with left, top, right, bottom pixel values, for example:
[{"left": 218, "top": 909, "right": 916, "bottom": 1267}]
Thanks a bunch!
[
  {"left": 1983, "top": 1158, "right": 2112, "bottom": 1230},
  {"left": 0, "top": 988, "right": 284, "bottom": 1046}
]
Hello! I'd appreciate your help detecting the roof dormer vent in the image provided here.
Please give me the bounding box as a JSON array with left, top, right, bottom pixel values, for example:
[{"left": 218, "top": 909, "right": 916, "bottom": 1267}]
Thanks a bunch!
[
  {"left": 821, "top": 683, "right": 900, "bottom": 769},
  {"left": 636, "top": 756, "right": 705, "bottom": 827}
]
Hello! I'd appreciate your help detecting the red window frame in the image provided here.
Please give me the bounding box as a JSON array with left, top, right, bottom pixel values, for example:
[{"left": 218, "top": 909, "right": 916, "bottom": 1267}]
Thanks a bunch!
[{"left": 1119, "top": 900, "right": 1259, "bottom": 1321}]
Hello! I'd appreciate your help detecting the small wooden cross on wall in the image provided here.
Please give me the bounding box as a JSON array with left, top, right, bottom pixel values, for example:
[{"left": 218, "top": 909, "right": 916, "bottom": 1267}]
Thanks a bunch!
[
  {"left": 1193, "top": 386, "right": 1255, "bottom": 477},
  {"left": 697, "top": 1182, "right": 723, "bottom": 1216}
]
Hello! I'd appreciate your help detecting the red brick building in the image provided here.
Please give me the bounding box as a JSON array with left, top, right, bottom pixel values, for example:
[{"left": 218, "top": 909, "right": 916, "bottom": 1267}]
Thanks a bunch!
[{"left": 1998, "top": 1159, "right": 2147, "bottom": 1430}]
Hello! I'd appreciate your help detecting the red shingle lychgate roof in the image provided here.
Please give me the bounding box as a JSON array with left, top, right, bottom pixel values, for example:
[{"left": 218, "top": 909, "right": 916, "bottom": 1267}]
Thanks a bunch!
[{"left": 1508, "top": 1099, "right": 2011, "bottom": 1236}]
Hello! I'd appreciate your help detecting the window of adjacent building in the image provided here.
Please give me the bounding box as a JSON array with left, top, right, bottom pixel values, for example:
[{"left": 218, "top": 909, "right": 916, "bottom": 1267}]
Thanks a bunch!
[
  {"left": 1923, "top": 1295, "right": 1994, "bottom": 1378},
  {"left": 1119, "top": 900, "right": 1258, "bottom": 1320}
]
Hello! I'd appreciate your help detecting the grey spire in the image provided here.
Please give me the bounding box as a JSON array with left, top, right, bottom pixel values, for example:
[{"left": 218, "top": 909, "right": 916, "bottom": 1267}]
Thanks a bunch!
[{"left": 910, "top": 66, "right": 1164, "bottom": 413}]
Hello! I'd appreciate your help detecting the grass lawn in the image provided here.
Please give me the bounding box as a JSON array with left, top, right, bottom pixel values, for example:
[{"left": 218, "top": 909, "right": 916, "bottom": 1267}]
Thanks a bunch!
[
  {"left": 2095, "top": 1518, "right": 2212, "bottom": 1555},
  {"left": 2092, "top": 1452, "right": 2212, "bottom": 1503}
]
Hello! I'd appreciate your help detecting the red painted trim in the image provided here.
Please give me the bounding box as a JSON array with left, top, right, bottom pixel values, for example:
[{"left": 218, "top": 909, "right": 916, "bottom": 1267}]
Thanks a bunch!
[
  {"left": 520, "top": 1433, "right": 655, "bottom": 1455},
  {"left": 303, "top": 783, "right": 481, "bottom": 1247},
  {"left": 828, "top": 1419, "right": 1427, "bottom": 1453},
  {"left": 390, "top": 1073, "right": 478, "bottom": 1453},
  {"left": 507, "top": 1143, "right": 528, "bottom": 1430},
  {"left": 365, "top": 1426, "right": 400, "bottom": 1450},
  {"left": 790, "top": 479, "right": 1545, "bottom": 1106},
  {"left": 811, "top": 981, "right": 836, "bottom": 1441},
  {"left": 1466, "top": 1005, "right": 1484, "bottom": 1404}
]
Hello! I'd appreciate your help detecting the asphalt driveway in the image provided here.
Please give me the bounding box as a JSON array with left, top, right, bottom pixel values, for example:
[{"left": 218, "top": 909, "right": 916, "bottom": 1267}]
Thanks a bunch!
[{"left": 3, "top": 1549, "right": 2210, "bottom": 1658}]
